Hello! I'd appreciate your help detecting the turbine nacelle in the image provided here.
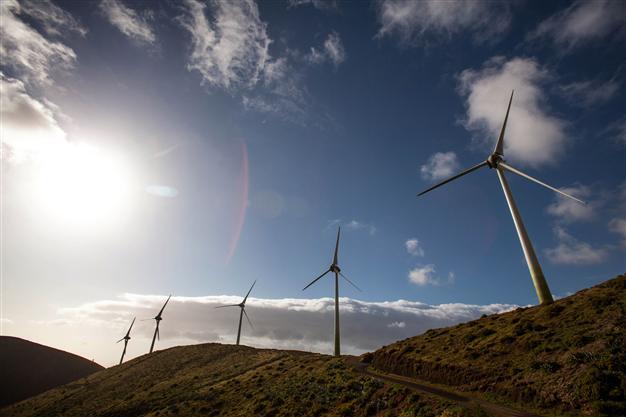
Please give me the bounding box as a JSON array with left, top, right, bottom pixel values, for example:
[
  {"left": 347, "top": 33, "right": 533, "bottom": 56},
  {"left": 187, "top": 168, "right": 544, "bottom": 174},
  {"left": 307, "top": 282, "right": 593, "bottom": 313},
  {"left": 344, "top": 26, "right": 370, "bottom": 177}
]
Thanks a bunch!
[
  {"left": 330, "top": 264, "right": 341, "bottom": 273},
  {"left": 486, "top": 153, "right": 504, "bottom": 169}
]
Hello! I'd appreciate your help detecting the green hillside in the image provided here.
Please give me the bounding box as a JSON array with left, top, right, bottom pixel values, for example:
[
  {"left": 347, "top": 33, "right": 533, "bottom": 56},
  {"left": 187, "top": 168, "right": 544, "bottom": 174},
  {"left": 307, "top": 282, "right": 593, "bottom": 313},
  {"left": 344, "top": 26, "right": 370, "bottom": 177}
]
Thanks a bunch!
[
  {"left": 365, "top": 274, "right": 626, "bottom": 416},
  {"left": 2, "top": 343, "right": 479, "bottom": 417}
]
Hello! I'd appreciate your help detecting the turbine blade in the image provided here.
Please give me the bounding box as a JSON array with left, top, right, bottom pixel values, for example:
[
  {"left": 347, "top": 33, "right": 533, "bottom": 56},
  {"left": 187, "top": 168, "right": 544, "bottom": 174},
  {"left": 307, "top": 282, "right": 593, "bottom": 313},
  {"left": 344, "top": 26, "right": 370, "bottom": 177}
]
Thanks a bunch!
[
  {"left": 215, "top": 304, "right": 240, "bottom": 309},
  {"left": 125, "top": 317, "right": 136, "bottom": 338},
  {"left": 116, "top": 338, "right": 124, "bottom": 343},
  {"left": 157, "top": 294, "right": 171, "bottom": 317},
  {"left": 339, "top": 272, "right": 362, "bottom": 292},
  {"left": 333, "top": 226, "right": 341, "bottom": 265},
  {"left": 242, "top": 308, "right": 254, "bottom": 329},
  {"left": 494, "top": 90, "right": 514, "bottom": 155},
  {"left": 302, "top": 269, "right": 331, "bottom": 291},
  {"left": 417, "top": 161, "right": 488, "bottom": 196},
  {"left": 499, "top": 162, "right": 586, "bottom": 204},
  {"left": 242, "top": 280, "right": 256, "bottom": 304}
]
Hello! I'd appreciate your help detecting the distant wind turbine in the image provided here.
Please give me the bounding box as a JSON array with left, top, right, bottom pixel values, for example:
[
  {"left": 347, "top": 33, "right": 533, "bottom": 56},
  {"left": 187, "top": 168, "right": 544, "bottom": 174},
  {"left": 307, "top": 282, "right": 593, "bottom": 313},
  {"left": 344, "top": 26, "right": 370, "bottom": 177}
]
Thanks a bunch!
[
  {"left": 303, "top": 226, "right": 361, "bottom": 357},
  {"left": 117, "top": 317, "right": 135, "bottom": 365},
  {"left": 149, "top": 295, "right": 171, "bottom": 353},
  {"left": 216, "top": 281, "right": 256, "bottom": 345},
  {"left": 417, "top": 91, "right": 585, "bottom": 305}
]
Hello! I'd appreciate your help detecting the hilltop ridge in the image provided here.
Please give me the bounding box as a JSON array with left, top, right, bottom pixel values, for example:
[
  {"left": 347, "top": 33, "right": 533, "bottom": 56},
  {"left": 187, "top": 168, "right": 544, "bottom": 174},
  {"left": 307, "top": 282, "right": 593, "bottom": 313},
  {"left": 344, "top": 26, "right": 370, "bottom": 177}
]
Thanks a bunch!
[{"left": 365, "top": 274, "right": 626, "bottom": 416}]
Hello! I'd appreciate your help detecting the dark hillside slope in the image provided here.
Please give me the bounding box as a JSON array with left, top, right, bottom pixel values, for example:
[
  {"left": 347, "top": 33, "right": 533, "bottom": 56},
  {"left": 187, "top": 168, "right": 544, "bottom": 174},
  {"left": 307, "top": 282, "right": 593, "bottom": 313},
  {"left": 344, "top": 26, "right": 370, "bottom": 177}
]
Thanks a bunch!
[
  {"left": 2, "top": 343, "right": 476, "bottom": 417},
  {"left": 366, "top": 274, "right": 626, "bottom": 416},
  {"left": 0, "top": 336, "right": 104, "bottom": 408}
]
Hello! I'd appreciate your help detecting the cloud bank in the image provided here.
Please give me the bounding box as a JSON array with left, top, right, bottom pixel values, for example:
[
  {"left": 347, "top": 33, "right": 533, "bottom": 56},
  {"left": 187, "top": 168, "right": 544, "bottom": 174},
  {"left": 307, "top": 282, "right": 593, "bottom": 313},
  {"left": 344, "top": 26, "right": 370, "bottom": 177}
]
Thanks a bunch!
[{"left": 57, "top": 293, "right": 518, "bottom": 363}]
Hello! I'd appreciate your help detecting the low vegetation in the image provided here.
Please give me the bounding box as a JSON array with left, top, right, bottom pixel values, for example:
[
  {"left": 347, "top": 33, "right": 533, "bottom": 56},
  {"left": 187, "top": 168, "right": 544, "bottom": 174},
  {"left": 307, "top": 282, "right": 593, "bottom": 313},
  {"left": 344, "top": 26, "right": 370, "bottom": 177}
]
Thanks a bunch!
[
  {"left": 365, "top": 274, "right": 626, "bottom": 416},
  {"left": 3, "top": 343, "right": 484, "bottom": 417}
]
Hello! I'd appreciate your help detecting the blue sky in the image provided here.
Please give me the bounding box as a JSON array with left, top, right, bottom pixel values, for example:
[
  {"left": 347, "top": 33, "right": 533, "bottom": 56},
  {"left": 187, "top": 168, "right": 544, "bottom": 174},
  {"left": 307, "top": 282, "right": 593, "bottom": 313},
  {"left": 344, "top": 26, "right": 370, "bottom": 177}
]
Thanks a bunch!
[{"left": 1, "top": 0, "right": 625, "bottom": 364}]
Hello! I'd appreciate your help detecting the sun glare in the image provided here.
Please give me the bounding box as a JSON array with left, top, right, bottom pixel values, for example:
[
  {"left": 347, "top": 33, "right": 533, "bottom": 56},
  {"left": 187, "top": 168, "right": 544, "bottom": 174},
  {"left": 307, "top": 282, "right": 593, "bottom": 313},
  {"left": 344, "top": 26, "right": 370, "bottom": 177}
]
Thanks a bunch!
[{"left": 31, "top": 144, "right": 134, "bottom": 230}]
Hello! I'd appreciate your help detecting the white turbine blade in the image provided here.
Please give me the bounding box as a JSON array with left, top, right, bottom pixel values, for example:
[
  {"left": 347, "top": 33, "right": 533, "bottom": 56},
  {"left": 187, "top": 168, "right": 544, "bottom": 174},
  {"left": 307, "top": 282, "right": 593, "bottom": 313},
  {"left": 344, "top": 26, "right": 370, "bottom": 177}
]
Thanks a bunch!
[
  {"left": 302, "top": 269, "right": 331, "bottom": 291},
  {"left": 339, "top": 272, "right": 362, "bottom": 292},
  {"left": 417, "top": 161, "right": 488, "bottom": 196},
  {"left": 125, "top": 317, "right": 136, "bottom": 338},
  {"left": 242, "top": 280, "right": 256, "bottom": 304},
  {"left": 157, "top": 294, "right": 172, "bottom": 317},
  {"left": 242, "top": 308, "right": 254, "bottom": 329},
  {"left": 499, "top": 162, "right": 586, "bottom": 204},
  {"left": 333, "top": 226, "right": 341, "bottom": 265},
  {"left": 215, "top": 304, "right": 240, "bottom": 309},
  {"left": 494, "top": 90, "right": 514, "bottom": 155}
]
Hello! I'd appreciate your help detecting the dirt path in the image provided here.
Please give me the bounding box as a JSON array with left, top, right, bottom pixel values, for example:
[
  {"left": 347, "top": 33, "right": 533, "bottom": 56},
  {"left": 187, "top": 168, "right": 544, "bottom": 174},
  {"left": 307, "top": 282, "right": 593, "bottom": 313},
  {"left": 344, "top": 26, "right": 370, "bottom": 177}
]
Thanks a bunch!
[{"left": 345, "top": 358, "right": 544, "bottom": 417}]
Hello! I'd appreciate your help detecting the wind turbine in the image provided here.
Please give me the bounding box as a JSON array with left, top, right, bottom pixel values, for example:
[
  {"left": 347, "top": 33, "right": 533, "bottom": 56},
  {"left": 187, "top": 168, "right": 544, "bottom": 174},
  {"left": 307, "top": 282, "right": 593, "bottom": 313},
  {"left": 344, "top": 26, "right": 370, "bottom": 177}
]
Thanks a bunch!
[
  {"left": 417, "top": 91, "right": 584, "bottom": 305},
  {"left": 149, "top": 294, "right": 171, "bottom": 353},
  {"left": 303, "top": 226, "right": 361, "bottom": 357},
  {"left": 216, "top": 281, "right": 256, "bottom": 346},
  {"left": 117, "top": 317, "right": 135, "bottom": 365}
]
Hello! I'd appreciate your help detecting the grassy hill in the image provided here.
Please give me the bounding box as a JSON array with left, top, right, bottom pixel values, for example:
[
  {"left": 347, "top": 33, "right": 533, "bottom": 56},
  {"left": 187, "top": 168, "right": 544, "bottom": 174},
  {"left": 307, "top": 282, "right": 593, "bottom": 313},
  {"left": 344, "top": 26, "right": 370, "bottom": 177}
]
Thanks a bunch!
[
  {"left": 364, "top": 274, "right": 626, "bottom": 416},
  {"left": 0, "top": 336, "right": 104, "bottom": 408},
  {"left": 2, "top": 343, "right": 480, "bottom": 417}
]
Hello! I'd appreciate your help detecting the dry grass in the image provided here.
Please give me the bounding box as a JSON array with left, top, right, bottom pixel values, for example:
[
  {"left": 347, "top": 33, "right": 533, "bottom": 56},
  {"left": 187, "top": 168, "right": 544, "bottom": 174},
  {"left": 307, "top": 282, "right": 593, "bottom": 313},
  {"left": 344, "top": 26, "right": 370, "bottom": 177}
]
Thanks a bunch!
[
  {"left": 365, "top": 274, "right": 626, "bottom": 417},
  {"left": 2, "top": 343, "right": 485, "bottom": 417}
]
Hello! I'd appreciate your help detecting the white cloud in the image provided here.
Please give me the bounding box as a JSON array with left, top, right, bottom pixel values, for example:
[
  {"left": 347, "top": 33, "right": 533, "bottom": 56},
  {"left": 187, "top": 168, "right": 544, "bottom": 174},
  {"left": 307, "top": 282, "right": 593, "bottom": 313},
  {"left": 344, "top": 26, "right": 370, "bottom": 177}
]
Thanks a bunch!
[
  {"left": 20, "top": 0, "right": 87, "bottom": 37},
  {"left": 408, "top": 265, "right": 437, "bottom": 286},
  {"left": 606, "top": 117, "right": 626, "bottom": 147},
  {"left": 287, "top": 0, "right": 338, "bottom": 11},
  {"left": 544, "top": 227, "right": 609, "bottom": 265},
  {"left": 529, "top": 0, "right": 626, "bottom": 50},
  {"left": 609, "top": 218, "right": 626, "bottom": 241},
  {"left": 420, "top": 151, "right": 460, "bottom": 181},
  {"left": 145, "top": 185, "right": 178, "bottom": 198},
  {"left": 179, "top": 0, "right": 270, "bottom": 90},
  {"left": 100, "top": 0, "right": 156, "bottom": 45},
  {"left": 546, "top": 185, "right": 597, "bottom": 223},
  {"left": 405, "top": 238, "right": 424, "bottom": 257},
  {"left": 306, "top": 32, "right": 346, "bottom": 67},
  {"left": 327, "top": 219, "right": 376, "bottom": 235},
  {"left": 0, "top": 0, "right": 77, "bottom": 85},
  {"left": 0, "top": 73, "right": 67, "bottom": 163},
  {"left": 559, "top": 78, "right": 621, "bottom": 107},
  {"left": 57, "top": 292, "right": 518, "bottom": 364},
  {"left": 345, "top": 220, "right": 376, "bottom": 235},
  {"left": 376, "top": 0, "right": 512, "bottom": 43},
  {"left": 458, "top": 57, "right": 567, "bottom": 168}
]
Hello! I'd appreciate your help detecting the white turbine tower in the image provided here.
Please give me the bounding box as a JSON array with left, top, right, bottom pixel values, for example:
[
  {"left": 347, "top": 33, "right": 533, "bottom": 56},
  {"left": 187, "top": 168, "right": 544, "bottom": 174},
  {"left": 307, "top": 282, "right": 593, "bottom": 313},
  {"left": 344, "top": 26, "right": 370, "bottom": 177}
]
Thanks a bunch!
[
  {"left": 418, "top": 91, "right": 585, "bottom": 305},
  {"left": 216, "top": 281, "right": 256, "bottom": 346},
  {"left": 303, "top": 226, "right": 361, "bottom": 356}
]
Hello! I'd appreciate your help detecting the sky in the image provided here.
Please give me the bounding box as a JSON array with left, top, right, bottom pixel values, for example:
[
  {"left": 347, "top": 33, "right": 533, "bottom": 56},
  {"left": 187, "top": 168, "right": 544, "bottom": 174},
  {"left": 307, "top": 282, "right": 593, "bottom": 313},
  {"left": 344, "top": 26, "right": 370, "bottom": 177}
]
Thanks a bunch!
[{"left": 1, "top": 0, "right": 625, "bottom": 366}]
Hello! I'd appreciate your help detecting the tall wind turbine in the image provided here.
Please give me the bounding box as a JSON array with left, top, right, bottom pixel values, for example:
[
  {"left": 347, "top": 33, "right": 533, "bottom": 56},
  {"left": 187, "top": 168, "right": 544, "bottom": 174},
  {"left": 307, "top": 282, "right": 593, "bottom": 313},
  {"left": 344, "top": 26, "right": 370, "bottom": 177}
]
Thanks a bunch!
[
  {"left": 303, "top": 226, "right": 361, "bottom": 357},
  {"left": 417, "top": 91, "right": 584, "bottom": 305},
  {"left": 216, "top": 281, "right": 256, "bottom": 345},
  {"left": 117, "top": 317, "right": 135, "bottom": 365},
  {"left": 149, "top": 295, "right": 171, "bottom": 353}
]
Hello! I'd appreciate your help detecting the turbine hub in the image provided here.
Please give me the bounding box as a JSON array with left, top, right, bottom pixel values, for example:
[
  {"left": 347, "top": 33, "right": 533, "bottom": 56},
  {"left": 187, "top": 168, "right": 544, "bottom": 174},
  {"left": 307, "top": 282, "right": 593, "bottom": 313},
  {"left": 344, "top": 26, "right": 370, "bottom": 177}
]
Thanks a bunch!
[
  {"left": 330, "top": 264, "right": 341, "bottom": 273},
  {"left": 487, "top": 153, "right": 503, "bottom": 169}
]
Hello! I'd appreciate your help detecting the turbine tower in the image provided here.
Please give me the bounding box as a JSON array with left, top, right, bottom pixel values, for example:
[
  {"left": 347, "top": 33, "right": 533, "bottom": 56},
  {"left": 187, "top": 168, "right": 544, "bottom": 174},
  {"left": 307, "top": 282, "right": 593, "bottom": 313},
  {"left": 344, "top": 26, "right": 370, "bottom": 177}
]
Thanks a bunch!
[
  {"left": 117, "top": 317, "right": 135, "bottom": 365},
  {"left": 303, "top": 226, "right": 361, "bottom": 357},
  {"left": 216, "top": 281, "right": 256, "bottom": 345},
  {"left": 417, "top": 91, "right": 584, "bottom": 305},
  {"left": 149, "top": 295, "right": 171, "bottom": 353}
]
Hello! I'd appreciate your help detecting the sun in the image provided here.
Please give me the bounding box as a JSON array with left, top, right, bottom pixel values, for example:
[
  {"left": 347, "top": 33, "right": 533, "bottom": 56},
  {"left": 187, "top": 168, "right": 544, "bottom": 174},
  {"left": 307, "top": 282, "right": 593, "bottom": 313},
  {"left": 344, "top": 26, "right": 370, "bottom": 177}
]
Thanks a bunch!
[{"left": 31, "top": 144, "right": 134, "bottom": 230}]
